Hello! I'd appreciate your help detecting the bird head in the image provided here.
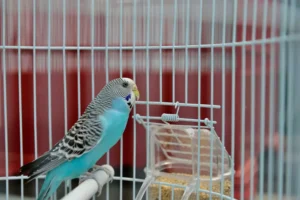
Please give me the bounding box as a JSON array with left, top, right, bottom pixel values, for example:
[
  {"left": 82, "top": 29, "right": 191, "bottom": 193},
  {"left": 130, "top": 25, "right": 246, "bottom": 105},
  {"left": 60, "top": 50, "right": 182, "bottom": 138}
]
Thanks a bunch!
[
  {"left": 121, "top": 77, "right": 140, "bottom": 109},
  {"left": 100, "top": 77, "right": 139, "bottom": 110}
]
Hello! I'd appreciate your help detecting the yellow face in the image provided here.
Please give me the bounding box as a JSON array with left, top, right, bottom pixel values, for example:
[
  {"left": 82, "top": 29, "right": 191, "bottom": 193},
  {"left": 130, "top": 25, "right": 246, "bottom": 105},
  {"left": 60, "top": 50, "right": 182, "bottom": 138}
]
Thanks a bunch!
[{"left": 132, "top": 84, "right": 140, "bottom": 101}]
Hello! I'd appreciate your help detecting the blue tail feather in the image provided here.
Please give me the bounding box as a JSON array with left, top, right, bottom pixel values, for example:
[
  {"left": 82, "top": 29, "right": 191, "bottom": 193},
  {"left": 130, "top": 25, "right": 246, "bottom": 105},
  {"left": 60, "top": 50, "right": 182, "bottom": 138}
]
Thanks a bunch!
[{"left": 37, "top": 172, "right": 62, "bottom": 200}]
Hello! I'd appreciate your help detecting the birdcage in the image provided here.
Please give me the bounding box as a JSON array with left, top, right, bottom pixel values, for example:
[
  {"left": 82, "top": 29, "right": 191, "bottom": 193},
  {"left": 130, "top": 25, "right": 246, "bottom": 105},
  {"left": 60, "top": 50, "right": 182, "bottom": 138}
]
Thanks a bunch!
[{"left": 0, "top": 0, "right": 300, "bottom": 200}]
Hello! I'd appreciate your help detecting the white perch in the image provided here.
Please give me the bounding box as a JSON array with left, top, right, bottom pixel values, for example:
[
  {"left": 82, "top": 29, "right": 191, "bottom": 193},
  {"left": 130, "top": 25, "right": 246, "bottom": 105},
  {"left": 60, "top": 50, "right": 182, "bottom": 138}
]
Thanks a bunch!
[{"left": 61, "top": 165, "right": 115, "bottom": 200}]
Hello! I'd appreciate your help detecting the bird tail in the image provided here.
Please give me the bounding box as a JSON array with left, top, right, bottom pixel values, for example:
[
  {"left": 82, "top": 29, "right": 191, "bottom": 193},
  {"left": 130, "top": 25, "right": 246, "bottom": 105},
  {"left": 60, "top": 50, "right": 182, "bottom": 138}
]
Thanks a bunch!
[
  {"left": 19, "top": 151, "right": 65, "bottom": 184},
  {"left": 19, "top": 153, "right": 50, "bottom": 183},
  {"left": 37, "top": 171, "right": 62, "bottom": 200}
]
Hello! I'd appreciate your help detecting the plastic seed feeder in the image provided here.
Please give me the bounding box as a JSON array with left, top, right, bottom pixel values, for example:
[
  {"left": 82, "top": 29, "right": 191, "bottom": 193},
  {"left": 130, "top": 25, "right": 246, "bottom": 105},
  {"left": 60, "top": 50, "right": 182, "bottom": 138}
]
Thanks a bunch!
[{"left": 134, "top": 103, "right": 235, "bottom": 200}]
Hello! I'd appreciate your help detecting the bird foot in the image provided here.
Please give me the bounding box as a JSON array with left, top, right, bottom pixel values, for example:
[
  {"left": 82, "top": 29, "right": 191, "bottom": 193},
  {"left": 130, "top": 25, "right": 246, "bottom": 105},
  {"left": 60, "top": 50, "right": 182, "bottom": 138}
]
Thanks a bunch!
[
  {"left": 78, "top": 171, "right": 92, "bottom": 185},
  {"left": 92, "top": 165, "right": 114, "bottom": 183},
  {"left": 78, "top": 165, "right": 114, "bottom": 196}
]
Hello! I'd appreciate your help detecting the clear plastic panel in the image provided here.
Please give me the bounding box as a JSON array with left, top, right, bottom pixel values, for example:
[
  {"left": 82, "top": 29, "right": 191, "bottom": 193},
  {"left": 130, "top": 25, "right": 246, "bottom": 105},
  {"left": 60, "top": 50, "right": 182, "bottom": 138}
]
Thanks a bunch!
[
  {"left": 140, "top": 123, "right": 234, "bottom": 199},
  {"left": 149, "top": 124, "right": 232, "bottom": 180}
]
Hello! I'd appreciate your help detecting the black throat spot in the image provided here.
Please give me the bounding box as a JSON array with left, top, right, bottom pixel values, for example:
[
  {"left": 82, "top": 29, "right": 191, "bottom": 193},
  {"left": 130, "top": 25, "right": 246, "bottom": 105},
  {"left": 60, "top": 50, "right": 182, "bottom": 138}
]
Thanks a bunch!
[{"left": 127, "top": 102, "right": 132, "bottom": 109}]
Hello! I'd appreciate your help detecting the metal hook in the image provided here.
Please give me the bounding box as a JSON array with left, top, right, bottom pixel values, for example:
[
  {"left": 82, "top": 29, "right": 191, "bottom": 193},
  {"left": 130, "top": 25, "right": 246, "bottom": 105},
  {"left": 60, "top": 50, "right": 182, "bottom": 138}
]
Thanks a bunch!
[{"left": 175, "top": 101, "right": 180, "bottom": 116}]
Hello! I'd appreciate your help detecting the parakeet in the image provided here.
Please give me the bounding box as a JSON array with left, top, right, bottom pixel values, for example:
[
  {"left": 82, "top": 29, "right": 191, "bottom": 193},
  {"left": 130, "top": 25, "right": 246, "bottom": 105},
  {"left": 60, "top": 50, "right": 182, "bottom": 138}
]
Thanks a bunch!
[{"left": 19, "top": 77, "right": 140, "bottom": 200}]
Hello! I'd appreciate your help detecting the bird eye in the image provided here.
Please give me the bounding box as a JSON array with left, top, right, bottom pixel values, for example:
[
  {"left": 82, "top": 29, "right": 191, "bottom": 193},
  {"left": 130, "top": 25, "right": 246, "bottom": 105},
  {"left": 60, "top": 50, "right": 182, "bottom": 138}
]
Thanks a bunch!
[{"left": 122, "top": 82, "right": 128, "bottom": 88}]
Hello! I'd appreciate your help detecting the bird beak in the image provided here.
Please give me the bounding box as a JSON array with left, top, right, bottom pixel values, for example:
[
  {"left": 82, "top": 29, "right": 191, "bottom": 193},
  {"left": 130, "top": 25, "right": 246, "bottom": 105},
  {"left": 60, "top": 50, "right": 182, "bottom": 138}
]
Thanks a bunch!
[{"left": 133, "top": 85, "right": 140, "bottom": 101}]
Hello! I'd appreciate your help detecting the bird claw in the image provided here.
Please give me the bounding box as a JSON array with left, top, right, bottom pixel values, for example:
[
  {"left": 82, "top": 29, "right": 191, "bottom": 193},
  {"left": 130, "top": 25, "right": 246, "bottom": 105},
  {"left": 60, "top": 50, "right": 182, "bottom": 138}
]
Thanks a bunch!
[
  {"left": 78, "top": 171, "right": 92, "bottom": 185},
  {"left": 79, "top": 171, "right": 104, "bottom": 196},
  {"left": 78, "top": 165, "right": 114, "bottom": 197},
  {"left": 92, "top": 165, "right": 114, "bottom": 183}
]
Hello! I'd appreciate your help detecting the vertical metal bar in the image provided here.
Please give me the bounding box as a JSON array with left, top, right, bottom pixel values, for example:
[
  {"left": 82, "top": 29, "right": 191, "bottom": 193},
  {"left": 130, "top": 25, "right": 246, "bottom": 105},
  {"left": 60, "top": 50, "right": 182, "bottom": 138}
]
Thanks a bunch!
[
  {"left": 62, "top": 0, "right": 69, "bottom": 195},
  {"left": 91, "top": 0, "right": 95, "bottom": 99},
  {"left": 119, "top": 0, "right": 123, "bottom": 198},
  {"left": 184, "top": 0, "right": 190, "bottom": 104},
  {"left": 196, "top": 0, "right": 203, "bottom": 200},
  {"left": 119, "top": 0, "right": 123, "bottom": 78},
  {"left": 209, "top": 0, "right": 216, "bottom": 199},
  {"left": 285, "top": 40, "right": 294, "bottom": 200},
  {"left": 47, "top": 2, "right": 53, "bottom": 198},
  {"left": 278, "top": 1, "right": 288, "bottom": 199},
  {"left": 159, "top": 0, "right": 163, "bottom": 102},
  {"left": 240, "top": 0, "right": 248, "bottom": 199},
  {"left": 17, "top": 0, "right": 24, "bottom": 199},
  {"left": 172, "top": 0, "right": 177, "bottom": 103},
  {"left": 62, "top": 0, "right": 67, "bottom": 132},
  {"left": 231, "top": 0, "right": 238, "bottom": 198},
  {"left": 296, "top": 43, "right": 300, "bottom": 200},
  {"left": 90, "top": 1, "right": 95, "bottom": 199},
  {"left": 77, "top": 0, "right": 81, "bottom": 118},
  {"left": 267, "top": 1, "right": 277, "bottom": 199},
  {"left": 158, "top": 183, "right": 161, "bottom": 200},
  {"left": 171, "top": 185, "right": 174, "bottom": 200},
  {"left": 132, "top": 69, "right": 137, "bottom": 197},
  {"left": 132, "top": 0, "right": 137, "bottom": 198},
  {"left": 220, "top": 0, "right": 227, "bottom": 199},
  {"left": 105, "top": 0, "right": 109, "bottom": 84},
  {"left": 48, "top": 0, "right": 53, "bottom": 153},
  {"left": 145, "top": 0, "right": 150, "bottom": 199},
  {"left": 32, "top": 0, "right": 39, "bottom": 197},
  {"left": 2, "top": 0, "right": 9, "bottom": 199},
  {"left": 285, "top": 0, "right": 296, "bottom": 197},
  {"left": 105, "top": 0, "right": 110, "bottom": 198},
  {"left": 259, "top": 1, "right": 268, "bottom": 200},
  {"left": 250, "top": 0, "right": 258, "bottom": 200}
]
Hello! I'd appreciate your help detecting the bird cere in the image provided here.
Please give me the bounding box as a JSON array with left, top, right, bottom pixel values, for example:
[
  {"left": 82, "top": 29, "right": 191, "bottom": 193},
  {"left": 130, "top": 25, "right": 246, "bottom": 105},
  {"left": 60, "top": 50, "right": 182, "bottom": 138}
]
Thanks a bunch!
[{"left": 18, "top": 77, "right": 139, "bottom": 200}]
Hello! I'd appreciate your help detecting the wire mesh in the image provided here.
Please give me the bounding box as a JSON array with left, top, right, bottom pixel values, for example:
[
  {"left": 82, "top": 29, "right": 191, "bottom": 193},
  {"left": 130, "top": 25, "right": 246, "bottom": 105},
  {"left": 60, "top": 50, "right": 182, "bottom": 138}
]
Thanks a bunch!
[{"left": 0, "top": 0, "right": 300, "bottom": 200}]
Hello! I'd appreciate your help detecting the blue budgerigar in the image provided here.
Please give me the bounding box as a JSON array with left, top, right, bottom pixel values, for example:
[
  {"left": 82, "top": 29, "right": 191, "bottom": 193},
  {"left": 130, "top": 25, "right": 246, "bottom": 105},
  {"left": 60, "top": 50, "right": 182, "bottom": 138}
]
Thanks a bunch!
[{"left": 19, "top": 77, "right": 140, "bottom": 200}]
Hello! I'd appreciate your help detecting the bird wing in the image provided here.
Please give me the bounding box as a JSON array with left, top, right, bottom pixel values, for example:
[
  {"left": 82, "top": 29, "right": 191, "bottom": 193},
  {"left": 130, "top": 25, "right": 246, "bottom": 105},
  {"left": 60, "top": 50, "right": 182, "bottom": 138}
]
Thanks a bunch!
[
  {"left": 52, "top": 117, "right": 104, "bottom": 159},
  {"left": 19, "top": 117, "right": 104, "bottom": 182}
]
